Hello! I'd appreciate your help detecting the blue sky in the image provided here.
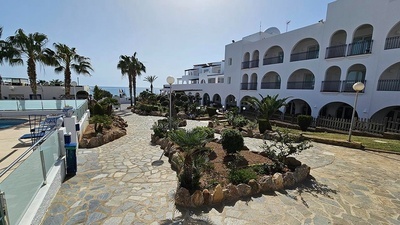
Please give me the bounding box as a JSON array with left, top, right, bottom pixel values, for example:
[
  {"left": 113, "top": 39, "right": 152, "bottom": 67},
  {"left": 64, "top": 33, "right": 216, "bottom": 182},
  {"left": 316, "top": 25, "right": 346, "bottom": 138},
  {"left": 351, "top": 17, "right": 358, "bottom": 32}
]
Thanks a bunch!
[{"left": 0, "top": 0, "right": 334, "bottom": 89}]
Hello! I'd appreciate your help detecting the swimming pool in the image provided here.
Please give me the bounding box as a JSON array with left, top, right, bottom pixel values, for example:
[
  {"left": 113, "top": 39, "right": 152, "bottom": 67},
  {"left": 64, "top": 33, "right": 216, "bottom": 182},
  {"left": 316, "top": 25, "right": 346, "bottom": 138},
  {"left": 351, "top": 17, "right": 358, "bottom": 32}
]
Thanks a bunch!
[{"left": 0, "top": 119, "right": 28, "bottom": 129}]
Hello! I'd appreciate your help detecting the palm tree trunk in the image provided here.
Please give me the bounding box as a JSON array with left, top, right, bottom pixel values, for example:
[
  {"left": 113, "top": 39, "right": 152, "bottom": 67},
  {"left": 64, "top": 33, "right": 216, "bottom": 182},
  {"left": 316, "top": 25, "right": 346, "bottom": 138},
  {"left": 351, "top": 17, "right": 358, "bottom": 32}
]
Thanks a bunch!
[
  {"left": 128, "top": 74, "right": 133, "bottom": 107},
  {"left": 64, "top": 68, "right": 71, "bottom": 96},
  {"left": 27, "top": 57, "right": 37, "bottom": 95},
  {"left": 133, "top": 74, "right": 137, "bottom": 106},
  {"left": 150, "top": 83, "right": 153, "bottom": 93}
]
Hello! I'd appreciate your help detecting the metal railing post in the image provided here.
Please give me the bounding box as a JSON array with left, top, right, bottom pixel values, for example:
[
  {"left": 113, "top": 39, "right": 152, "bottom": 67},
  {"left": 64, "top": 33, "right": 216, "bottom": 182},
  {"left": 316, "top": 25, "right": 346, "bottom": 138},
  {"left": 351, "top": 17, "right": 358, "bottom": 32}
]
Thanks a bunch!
[{"left": 39, "top": 146, "right": 47, "bottom": 185}]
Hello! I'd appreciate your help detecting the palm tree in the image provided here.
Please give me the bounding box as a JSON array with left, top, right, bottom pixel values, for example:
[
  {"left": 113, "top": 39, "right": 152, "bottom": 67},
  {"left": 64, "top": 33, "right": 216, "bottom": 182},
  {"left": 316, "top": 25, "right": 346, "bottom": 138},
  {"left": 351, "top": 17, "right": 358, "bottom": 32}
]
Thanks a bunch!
[
  {"left": 49, "top": 79, "right": 64, "bottom": 86},
  {"left": 143, "top": 75, "right": 158, "bottom": 93},
  {"left": 7, "top": 29, "right": 51, "bottom": 95},
  {"left": 117, "top": 52, "right": 146, "bottom": 107},
  {"left": 246, "top": 94, "right": 290, "bottom": 131},
  {"left": 46, "top": 43, "right": 93, "bottom": 96},
  {"left": 37, "top": 79, "right": 49, "bottom": 86}
]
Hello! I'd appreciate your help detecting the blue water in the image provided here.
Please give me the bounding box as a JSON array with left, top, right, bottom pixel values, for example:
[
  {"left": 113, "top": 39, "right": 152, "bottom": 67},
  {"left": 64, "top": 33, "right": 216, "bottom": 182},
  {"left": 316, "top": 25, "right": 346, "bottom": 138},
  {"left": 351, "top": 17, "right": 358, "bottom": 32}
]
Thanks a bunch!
[
  {"left": 0, "top": 119, "right": 28, "bottom": 129},
  {"left": 90, "top": 86, "right": 162, "bottom": 97}
]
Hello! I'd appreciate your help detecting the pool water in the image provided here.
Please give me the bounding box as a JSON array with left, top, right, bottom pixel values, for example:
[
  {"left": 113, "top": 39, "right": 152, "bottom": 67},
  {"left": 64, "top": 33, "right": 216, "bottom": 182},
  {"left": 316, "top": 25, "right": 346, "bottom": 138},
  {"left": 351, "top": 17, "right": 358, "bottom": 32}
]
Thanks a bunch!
[{"left": 0, "top": 119, "right": 28, "bottom": 129}]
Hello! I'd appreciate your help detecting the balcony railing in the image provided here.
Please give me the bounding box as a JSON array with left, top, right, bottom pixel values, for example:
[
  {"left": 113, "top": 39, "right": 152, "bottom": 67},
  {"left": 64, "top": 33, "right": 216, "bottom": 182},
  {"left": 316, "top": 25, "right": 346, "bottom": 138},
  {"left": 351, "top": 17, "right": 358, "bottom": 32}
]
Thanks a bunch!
[
  {"left": 287, "top": 81, "right": 314, "bottom": 89},
  {"left": 263, "top": 56, "right": 283, "bottom": 65},
  {"left": 290, "top": 50, "right": 319, "bottom": 62},
  {"left": 249, "top": 82, "right": 258, "bottom": 90},
  {"left": 242, "top": 61, "right": 250, "bottom": 69},
  {"left": 250, "top": 60, "right": 259, "bottom": 68},
  {"left": 341, "top": 80, "right": 367, "bottom": 92},
  {"left": 325, "top": 44, "right": 347, "bottom": 59},
  {"left": 385, "top": 36, "right": 400, "bottom": 50},
  {"left": 321, "top": 81, "right": 341, "bottom": 92},
  {"left": 377, "top": 79, "right": 400, "bottom": 91},
  {"left": 261, "top": 82, "right": 280, "bottom": 89},
  {"left": 347, "top": 40, "right": 373, "bottom": 56},
  {"left": 241, "top": 83, "right": 248, "bottom": 90}
]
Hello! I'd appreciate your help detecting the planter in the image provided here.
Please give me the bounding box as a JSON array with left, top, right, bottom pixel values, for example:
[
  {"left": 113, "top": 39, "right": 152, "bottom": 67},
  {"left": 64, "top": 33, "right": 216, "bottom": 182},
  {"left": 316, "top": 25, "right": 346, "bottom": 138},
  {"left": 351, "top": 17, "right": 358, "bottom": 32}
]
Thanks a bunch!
[{"left": 63, "top": 106, "right": 74, "bottom": 117}]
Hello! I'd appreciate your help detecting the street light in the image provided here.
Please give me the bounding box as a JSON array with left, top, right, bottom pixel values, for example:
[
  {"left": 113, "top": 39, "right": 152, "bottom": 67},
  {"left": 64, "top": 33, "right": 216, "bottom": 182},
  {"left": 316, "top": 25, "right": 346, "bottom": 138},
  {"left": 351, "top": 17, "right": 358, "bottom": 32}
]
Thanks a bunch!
[
  {"left": 166, "top": 76, "right": 175, "bottom": 130},
  {"left": 348, "top": 82, "right": 365, "bottom": 142},
  {"left": 71, "top": 81, "right": 78, "bottom": 110}
]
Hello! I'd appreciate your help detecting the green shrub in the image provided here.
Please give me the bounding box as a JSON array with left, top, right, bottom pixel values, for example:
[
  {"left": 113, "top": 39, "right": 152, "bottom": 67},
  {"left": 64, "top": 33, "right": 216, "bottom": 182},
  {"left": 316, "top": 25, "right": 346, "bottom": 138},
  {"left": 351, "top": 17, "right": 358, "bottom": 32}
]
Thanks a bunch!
[
  {"left": 192, "top": 126, "right": 215, "bottom": 139},
  {"left": 93, "top": 103, "right": 105, "bottom": 116},
  {"left": 297, "top": 115, "right": 313, "bottom": 131},
  {"left": 206, "top": 107, "right": 217, "bottom": 117},
  {"left": 258, "top": 119, "right": 268, "bottom": 134},
  {"left": 229, "top": 168, "right": 258, "bottom": 185},
  {"left": 221, "top": 129, "right": 244, "bottom": 154},
  {"left": 90, "top": 115, "right": 112, "bottom": 133},
  {"left": 232, "top": 115, "right": 248, "bottom": 127}
]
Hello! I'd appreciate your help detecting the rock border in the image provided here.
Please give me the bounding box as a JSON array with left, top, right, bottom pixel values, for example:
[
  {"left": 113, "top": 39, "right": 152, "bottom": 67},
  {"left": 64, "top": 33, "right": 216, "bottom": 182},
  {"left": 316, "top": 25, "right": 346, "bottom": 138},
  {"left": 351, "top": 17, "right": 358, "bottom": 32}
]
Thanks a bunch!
[{"left": 151, "top": 135, "right": 311, "bottom": 208}]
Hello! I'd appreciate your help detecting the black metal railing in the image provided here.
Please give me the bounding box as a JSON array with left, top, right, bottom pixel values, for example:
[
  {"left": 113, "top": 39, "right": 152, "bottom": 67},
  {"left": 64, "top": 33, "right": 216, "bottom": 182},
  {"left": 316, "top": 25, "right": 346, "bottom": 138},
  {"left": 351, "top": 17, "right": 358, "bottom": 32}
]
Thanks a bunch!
[
  {"left": 241, "top": 83, "right": 248, "bottom": 90},
  {"left": 261, "top": 82, "right": 281, "bottom": 89},
  {"left": 325, "top": 44, "right": 347, "bottom": 59},
  {"left": 287, "top": 81, "right": 315, "bottom": 89},
  {"left": 377, "top": 79, "right": 400, "bottom": 91},
  {"left": 250, "top": 60, "right": 259, "bottom": 68},
  {"left": 241, "top": 61, "right": 250, "bottom": 69},
  {"left": 320, "top": 81, "right": 341, "bottom": 92},
  {"left": 385, "top": 36, "right": 400, "bottom": 50},
  {"left": 290, "top": 50, "right": 319, "bottom": 62},
  {"left": 347, "top": 40, "right": 373, "bottom": 56},
  {"left": 263, "top": 56, "right": 283, "bottom": 65},
  {"left": 341, "top": 80, "right": 367, "bottom": 92},
  {"left": 249, "top": 82, "right": 258, "bottom": 90}
]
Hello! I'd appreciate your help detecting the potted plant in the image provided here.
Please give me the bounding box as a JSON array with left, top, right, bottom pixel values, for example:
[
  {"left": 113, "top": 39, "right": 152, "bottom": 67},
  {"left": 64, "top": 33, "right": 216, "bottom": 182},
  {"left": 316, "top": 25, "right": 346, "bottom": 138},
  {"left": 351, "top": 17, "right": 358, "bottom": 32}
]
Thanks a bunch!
[{"left": 62, "top": 105, "right": 74, "bottom": 117}]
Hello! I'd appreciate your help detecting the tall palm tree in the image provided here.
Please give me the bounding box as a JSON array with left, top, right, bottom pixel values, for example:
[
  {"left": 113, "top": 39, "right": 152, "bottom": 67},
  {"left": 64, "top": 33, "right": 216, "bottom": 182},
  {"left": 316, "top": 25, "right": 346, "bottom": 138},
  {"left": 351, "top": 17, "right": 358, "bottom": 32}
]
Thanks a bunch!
[
  {"left": 117, "top": 52, "right": 146, "bottom": 107},
  {"left": 46, "top": 43, "right": 93, "bottom": 96},
  {"left": 143, "top": 75, "right": 158, "bottom": 93},
  {"left": 7, "top": 29, "right": 51, "bottom": 95}
]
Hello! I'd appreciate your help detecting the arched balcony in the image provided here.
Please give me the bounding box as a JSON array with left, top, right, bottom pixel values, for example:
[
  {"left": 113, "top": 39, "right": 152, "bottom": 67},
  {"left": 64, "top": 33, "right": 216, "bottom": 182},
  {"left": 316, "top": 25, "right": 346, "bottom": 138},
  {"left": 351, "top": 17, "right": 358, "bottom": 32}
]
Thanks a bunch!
[
  {"left": 249, "top": 73, "right": 258, "bottom": 90},
  {"left": 347, "top": 24, "right": 374, "bottom": 56},
  {"left": 261, "top": 72, "right": 281, "bottom": 89},
  {"left": 241, "top": 74, "right": 249, "bottom": 90},
  {"left": 263, "top": 46, "right": 284, "bottom": 65},
  {"left": 326, "top": 30, "right": 347, "bottom": 58},
  {"left": 377, "top": 62, "right": 400, "bottom": 91},
  {"left": 385, "top": 21, "right": 400, "bottom": 50},
  {"left": 290, "top": 38, "right": 319, "bottom": 62},
  {"left": 287, "top": 69, "right": 315, "bottom": 90},
  {"left": 250, "top": 50, "right": 259, "bottom": 68},
  {"left": 342, "top": 64, "right": 366, "bottom": 92},
  {"left": 321, "top": 66, "right": 341, "bottom": 92},
  {"left": 242, "top": 52, "right": 250, "bottom": 69}
]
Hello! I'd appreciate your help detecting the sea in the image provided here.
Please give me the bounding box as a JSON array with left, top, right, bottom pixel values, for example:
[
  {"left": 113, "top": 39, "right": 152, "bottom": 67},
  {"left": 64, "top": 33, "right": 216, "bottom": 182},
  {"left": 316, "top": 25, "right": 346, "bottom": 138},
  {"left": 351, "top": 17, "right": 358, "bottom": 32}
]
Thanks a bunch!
[{"left": 89, "top": 86, "right": 162, "bottom": 97}]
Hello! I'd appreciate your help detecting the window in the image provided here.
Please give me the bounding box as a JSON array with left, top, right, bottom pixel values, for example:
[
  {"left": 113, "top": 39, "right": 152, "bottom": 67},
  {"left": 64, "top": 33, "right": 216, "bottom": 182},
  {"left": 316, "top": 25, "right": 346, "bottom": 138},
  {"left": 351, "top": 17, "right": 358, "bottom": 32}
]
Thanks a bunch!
[
  {"left": 208, "top": 78, "right": 216, "bottom": 83},
  {"left": 227, "top": 77, "right": 231, "bottom": 84},
  {"left": 229, "top": 58, "right": 232, "bottom": 65}
]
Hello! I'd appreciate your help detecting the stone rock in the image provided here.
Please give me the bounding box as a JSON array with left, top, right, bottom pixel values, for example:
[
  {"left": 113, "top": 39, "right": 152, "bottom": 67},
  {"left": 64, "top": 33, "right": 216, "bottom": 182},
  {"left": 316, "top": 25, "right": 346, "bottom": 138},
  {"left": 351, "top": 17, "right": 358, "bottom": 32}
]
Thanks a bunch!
[
  {"left": 208, "top": 121, "right": 214, "bottom": 128},
  {"left": 212, "top": 184, "right": 224, "bottom": 204},
  {"left": 248, "top": 179, "right": 260, "bottom": 194},
  {"left": 175, "top": 187, "right": 190, "bottom": 206},
  {"left": 259, "top": 175, "right": 274, "bottom": 192},
  {"left": 293, "top": 164, "right": 310, "bottom": 182},
  {"left": 273, "top": 173, "right": 284, "bottom": 190},
  {"left": 203, "top": 189, "right": 212, "bottom": 205},
  {"left": 160, "top": 139, "right": 168, "bottom": 149},
  {"left": 237, "top": 184, "right": 252, "bottom": 197},
  {"left": 283, "top": 172, "right": 296, "bottom": 188},
  {"left": 241, "top": 131, "right": 248, "bottom": 137},
  {"left": 224, "top": 184, "right": 240, "bottom": 202},
  {"left": 88, "top": 136, "right": 103, "bottom": 148},
  {"left": 191, "top": 190, "right": 204, "bottom": 207},
  {"left": 155, "top": 137, "right": 164, "bottom": 146},
  {"left": 284, "top": 157, "right": 301, "bottom": 170},
  {"left": 177, "top": 112, "right": 188, "bottom": 119},
  {"left": 178, "top": 120, "right": 187, "bottom": 127}
]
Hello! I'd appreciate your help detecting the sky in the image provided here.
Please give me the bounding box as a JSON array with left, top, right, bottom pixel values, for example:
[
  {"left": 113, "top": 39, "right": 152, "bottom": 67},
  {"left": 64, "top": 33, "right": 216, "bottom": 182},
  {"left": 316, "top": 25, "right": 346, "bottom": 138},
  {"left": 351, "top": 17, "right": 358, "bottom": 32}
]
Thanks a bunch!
[{"left": 0, "top": 0, "right": 334, "bottom": 89}]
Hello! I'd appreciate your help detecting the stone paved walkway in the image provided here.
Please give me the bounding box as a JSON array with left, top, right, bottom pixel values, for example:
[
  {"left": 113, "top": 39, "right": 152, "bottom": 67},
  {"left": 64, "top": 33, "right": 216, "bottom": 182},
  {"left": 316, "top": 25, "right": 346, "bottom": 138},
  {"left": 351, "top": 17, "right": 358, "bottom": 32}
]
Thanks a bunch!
[{"left": 42, "top": 112, "right": 400, "bottom": 225}]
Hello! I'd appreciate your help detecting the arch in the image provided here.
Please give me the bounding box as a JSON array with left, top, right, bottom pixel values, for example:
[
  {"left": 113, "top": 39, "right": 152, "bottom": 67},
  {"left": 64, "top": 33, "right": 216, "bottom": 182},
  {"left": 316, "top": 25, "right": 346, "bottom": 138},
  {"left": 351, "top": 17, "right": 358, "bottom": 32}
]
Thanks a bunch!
[
  {"left": 287, "top": 69, "right": 315, "bottom": 90},
  {"left": 343, "top": 64, "right": 366, "bottom": 92},
  {"left": 290, "top": 38, "right": 319, "bottom": 61},
  {"left": 377, "top": 62, "right": 400, "bottom": 91},
  {"left": 249, "top": 73, "right": 258, "bottom": 90},
  {"left": 349, "top": 24, "right": 373, "bottom": 55},
  {"left": 321, "top": 66, "right": 341, "bottom": 92},
  {"left": 385, "top": 21, "right": 400, "bottom": 49},
  {"left": 201, "top": 79, "right": 206, "bottom": 84},
  {"left": 203, "top": 93, "right": 210, "bottom": 106},
  {"left": 261, "top": 72, "right": 281, "bottom": 89},
  {"left": 285, "top": 99, "right": 312, "bottom": 116},
  {"left": 194, "top": 92, "right": 201, "bottom": 104},
  {"left": 212, "top": 94, "right": 222, "bottom": 107},
  {"left": 240, "top": 95, "right": 253, "bottom": 112},
  {"left": 319, "top": 102, "right": 358, "bottom": 119},
  {"left": 76, "top": 90, "right": 89, "bottom": 99},
  {"left": 241, "top": 74, "right": 249, "bottom": 90},
  {"left": 263, "top": 46, "right": 284, "bottom": 65},
  {"left": 326, "top": 30, "right": 347, "bottom": 58},
  {"left": 371, "top": 106, "right": 400, "bottom": 122},
  {"left": 225, "top": 94, "right": 237, "bottom": 109},
  {"left": 242, "top": 52, "right": 250, "bottom": 69},
  {"left": 250, "top": 50, "right": 259, "bottom": 68}
]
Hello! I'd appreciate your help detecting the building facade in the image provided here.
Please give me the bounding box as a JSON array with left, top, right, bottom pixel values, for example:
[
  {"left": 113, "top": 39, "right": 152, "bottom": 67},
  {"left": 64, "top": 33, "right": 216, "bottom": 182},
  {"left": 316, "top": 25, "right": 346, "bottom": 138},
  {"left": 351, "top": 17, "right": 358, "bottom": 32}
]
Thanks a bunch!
[{"left": 169, "top": 0, "right": 400, "bottom": 121}]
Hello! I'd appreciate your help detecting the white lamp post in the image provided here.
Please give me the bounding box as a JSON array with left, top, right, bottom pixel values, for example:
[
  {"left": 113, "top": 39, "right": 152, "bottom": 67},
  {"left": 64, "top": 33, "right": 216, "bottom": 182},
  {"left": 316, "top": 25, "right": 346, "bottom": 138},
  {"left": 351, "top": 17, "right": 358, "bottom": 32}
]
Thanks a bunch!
[
  {"left": 71, "top": 81, "right": 78, "bottom": 109},
  {"left": 348, "top": 82, "right": 365, "bottom": 142},
  {"left": 166, "top": 76, "right": 175, "bottom": 130}
]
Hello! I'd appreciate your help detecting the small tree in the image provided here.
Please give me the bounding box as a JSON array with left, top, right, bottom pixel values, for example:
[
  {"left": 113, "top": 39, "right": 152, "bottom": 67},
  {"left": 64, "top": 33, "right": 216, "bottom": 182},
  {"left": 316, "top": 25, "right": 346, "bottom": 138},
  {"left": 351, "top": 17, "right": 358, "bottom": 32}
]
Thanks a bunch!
[
  {"left": 221, "top": 129, "right": 244, "bottom": 154},
  {"left": 297, "top": 115, "right": 313, "bottom": 131}
]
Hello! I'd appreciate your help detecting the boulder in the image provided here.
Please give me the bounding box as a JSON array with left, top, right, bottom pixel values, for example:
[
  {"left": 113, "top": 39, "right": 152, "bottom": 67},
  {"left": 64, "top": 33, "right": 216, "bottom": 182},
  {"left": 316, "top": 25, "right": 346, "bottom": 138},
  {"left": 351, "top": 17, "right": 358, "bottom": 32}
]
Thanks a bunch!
[
  {"left": 272, "top": 173, "right": 284, "bottom": 190},
  {"left": 203, "top": 189, "right": 212, "bottom": 205},
  {"left": 259, "top": 175, "right": 274, "bottom": 192},
  {"left": 293, "top": 164, "right": 310, "bottom": 182},
  {"left": 224, "top": 184, "right": 240, "bottom": 202},
  {"left": 208, "top": 121, "right": 214, "bottom": 128},
  {"left": 191, "top": 190, "right": 204, "bottom": 207},
  {"left": 178, "top": 120, "right": 187, "bottom": 127},
  {"left": 284, "top": 157, "right": 301, "bottom": 170},
  {"left": 237, "top": 184, "right": 252, "bottom": 197},
  {"left": 283, "top": 172, "right": 296, "bottom": 188},
  {"left": 175, "top": 187, "right": 191, "bottom": 206},
  {"left": 248, "top": 179, "right": 260, "bottom": 194},
  {"left": 212, "top": 184, "right": 224, "bottom": 204}
]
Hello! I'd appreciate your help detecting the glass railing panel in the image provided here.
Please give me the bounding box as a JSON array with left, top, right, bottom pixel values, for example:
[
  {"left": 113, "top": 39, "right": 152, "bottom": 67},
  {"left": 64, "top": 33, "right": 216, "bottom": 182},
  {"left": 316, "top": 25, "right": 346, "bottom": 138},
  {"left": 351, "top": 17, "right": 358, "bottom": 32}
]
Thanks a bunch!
[{"left": 40, "top": 132, "right": 60, "bottom": 174}]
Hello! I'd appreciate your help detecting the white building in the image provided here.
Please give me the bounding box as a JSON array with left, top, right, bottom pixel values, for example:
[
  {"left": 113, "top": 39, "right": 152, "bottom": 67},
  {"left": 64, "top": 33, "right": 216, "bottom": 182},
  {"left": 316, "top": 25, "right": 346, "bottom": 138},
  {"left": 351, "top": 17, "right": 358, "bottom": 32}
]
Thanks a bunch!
[{"left": 169, "top": 0, "right": 400, "bottom": 122}]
